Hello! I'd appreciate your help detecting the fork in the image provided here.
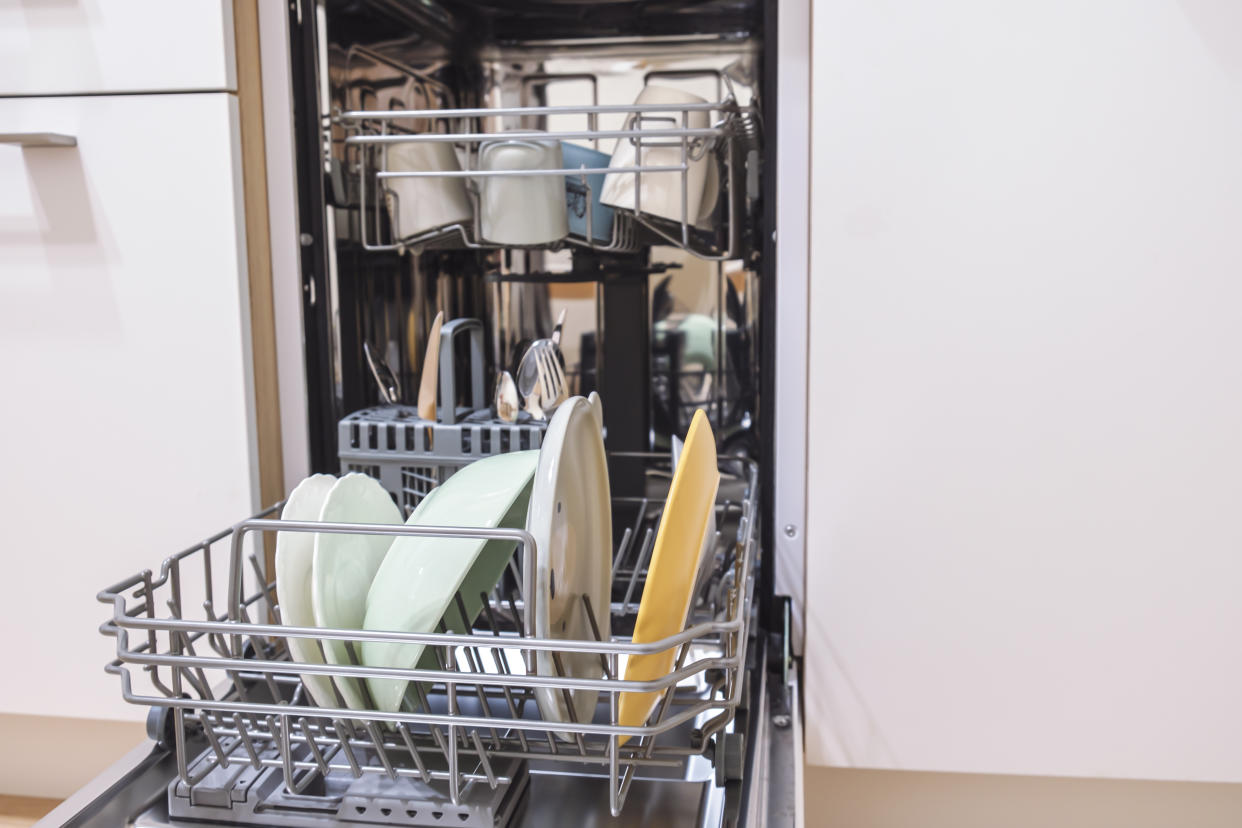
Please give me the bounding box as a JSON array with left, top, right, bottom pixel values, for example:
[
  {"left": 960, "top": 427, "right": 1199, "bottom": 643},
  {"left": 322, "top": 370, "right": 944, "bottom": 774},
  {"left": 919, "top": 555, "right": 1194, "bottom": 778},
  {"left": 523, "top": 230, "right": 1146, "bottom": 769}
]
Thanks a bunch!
[
  {"left": 517, "top": 337, "right": 568, "bottom": 420},
  {"left": 535, "top": 343, "right": 568, "bottom": 414}
]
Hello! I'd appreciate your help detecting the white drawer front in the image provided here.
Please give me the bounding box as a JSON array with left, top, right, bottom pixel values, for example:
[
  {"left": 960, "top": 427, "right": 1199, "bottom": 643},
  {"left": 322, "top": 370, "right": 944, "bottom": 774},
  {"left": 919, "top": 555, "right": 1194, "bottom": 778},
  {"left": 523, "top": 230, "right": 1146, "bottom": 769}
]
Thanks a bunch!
[
  {"left": 0, "top": 93, "right": 256, "bottom": 721},
  {"left": 0, "top": 0, "right": 235, "bottom": 96}
]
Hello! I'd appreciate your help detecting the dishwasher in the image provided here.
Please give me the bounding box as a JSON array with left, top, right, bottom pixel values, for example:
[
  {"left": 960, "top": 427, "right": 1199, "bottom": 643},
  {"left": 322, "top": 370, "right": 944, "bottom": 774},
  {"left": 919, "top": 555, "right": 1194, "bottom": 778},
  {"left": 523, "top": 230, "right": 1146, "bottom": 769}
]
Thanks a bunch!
[{"left": 45, "top": 1, "right": 805, "bottom": 825}]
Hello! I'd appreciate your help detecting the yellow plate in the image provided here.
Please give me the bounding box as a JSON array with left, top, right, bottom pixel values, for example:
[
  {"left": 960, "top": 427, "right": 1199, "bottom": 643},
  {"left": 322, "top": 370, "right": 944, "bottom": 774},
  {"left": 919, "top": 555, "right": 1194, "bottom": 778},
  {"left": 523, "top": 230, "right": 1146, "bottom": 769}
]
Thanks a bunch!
[{"left": 619, "top": 409, "right": 720, "bottom": 742}]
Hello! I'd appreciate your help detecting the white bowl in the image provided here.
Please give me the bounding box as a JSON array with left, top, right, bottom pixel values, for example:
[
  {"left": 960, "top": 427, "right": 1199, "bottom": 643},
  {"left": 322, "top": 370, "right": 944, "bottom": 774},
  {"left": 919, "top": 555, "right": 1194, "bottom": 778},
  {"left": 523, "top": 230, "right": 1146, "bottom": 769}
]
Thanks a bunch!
[
  {"left": 600, "top": 85, "right": 715, "bottom": 226},
  {"left": 384, "top": 139, "right": 473, "bottom": 240}
]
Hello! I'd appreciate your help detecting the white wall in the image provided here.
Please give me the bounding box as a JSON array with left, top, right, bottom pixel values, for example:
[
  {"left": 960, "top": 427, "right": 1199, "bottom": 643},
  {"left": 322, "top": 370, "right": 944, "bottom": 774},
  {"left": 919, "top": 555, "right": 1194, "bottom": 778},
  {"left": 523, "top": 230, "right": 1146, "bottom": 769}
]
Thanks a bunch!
[{"left": 805, "top": 0, "right": 1242, "bottom": 782}]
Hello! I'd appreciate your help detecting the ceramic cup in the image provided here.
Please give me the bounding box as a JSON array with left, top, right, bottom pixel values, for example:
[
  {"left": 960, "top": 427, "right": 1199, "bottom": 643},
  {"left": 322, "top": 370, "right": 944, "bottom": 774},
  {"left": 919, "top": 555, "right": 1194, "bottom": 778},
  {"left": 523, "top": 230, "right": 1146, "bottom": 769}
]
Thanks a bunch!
[
  {"left": 477, "top": 131, "right": 570, "bottom": 245},
  {"left": 561, "top": 142, "right": 615, "bottom": 244},
  {"left": 600, "top": 85, "right": 716, "bottom": 226},
  {"left": 383, "top": 139, "right": 473, "bottom": 240}
]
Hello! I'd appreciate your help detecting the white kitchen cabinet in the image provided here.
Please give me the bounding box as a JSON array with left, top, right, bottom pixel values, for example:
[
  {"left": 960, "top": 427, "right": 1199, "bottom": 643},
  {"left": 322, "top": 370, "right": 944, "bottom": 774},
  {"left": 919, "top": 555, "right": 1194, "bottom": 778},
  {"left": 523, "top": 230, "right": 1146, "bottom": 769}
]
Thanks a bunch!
[
  {"left": 806, "top": 0, "right": 1242, "bottom": 783},
  {"left": 0, "top": 0, "right": 235, "bottom": 96},
  {"left": 0, "top": 93, "right": 257, "bottom": 721}
]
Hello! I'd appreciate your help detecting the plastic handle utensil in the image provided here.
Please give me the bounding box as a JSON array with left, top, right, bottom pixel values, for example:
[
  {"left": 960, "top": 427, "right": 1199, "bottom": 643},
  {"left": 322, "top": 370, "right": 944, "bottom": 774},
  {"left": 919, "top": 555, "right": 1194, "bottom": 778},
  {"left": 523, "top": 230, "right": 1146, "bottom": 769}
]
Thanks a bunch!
[{"left": 416, "top": 311, "right": 444, "bottom": 421}]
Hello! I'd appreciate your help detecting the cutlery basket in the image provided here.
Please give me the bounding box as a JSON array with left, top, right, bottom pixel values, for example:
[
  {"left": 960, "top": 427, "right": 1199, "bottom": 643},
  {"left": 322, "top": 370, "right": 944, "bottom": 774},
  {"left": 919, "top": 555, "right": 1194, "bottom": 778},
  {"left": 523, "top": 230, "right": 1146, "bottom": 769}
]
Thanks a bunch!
[
  {"left": 99, "top": 453, "right": 758, "bottom": 824},
  {"left": 343, "top": 317, "right": 550, "bottom": 513},
  {"left": 339, "top": 406, "right": 548, "bottom": 514}
]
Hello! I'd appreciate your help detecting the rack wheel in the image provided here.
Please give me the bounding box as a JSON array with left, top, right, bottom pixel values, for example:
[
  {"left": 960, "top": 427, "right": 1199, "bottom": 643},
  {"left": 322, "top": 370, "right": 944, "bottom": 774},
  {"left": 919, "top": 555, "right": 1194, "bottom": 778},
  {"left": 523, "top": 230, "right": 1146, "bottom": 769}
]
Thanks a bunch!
[
  {"left": 714, "top": 732, "right": 746, "bottom": 786},
  {"left": 146, "top": 696, "right": 193, "bottom": 750},
  {"left": 146, "top": 706, "right": 175, "bottom": 749}
]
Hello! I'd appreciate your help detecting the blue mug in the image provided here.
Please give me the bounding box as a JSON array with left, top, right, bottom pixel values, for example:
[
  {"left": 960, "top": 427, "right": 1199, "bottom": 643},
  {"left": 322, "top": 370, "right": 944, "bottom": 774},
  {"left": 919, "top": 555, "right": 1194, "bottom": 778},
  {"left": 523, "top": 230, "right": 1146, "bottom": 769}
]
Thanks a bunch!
[{"left": 561, "top": 142, "right": 615, "bottom": 245}]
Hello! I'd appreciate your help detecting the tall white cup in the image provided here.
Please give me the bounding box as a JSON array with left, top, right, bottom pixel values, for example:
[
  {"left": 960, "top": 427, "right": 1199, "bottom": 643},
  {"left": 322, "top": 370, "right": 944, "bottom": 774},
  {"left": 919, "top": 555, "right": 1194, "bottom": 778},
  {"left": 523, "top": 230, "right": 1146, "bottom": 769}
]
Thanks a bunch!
[{"left": 477, "top": 131, "right": 570, "bottom": 245}]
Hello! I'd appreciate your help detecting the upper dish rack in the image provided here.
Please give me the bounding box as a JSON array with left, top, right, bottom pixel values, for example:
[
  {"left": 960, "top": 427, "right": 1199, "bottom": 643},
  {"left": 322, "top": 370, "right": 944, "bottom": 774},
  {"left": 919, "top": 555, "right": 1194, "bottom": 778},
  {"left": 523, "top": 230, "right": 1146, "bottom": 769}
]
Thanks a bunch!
[
  {"left": 337, "top": 97, "right": 761, "bottom": 262},
  {"left": 98, "top": 454, "right": 758, "bottom": 824}
]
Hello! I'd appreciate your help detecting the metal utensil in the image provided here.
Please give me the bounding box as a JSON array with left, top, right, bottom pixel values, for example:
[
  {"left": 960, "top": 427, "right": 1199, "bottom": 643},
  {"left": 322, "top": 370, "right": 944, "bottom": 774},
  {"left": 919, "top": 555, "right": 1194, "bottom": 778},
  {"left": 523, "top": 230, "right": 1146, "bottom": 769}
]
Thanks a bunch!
[
  {"left": 416, "top": 311, "right": 444, "bottom": 421},
  {"left": 536, "top": 344, "right": 568, "bottom": 412},
  {"left": 494, "top": 370, "right": 519, "bottom": 423},
  {"left": 517, "top": 346, "right": 545, "bottom": 420},
  {"left": 363, "top": 341, "right": 401, "bottom": 404},
  {"left": 550, "top": 307, "right": 567, "bottom": 346},
  {"left": 516, "top": 337, "right": 568, "bottom": 420}
]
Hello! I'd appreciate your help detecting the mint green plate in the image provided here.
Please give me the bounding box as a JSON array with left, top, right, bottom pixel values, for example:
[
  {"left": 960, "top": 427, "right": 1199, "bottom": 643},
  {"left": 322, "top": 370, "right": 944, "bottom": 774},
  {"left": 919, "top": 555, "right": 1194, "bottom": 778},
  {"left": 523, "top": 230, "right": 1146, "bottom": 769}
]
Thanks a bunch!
[
  {"left": 311, "top": 473, "right": 403, "bottom": 709},
  {"left": 361, "top": 451, "right": 539, "bottom": 714}
]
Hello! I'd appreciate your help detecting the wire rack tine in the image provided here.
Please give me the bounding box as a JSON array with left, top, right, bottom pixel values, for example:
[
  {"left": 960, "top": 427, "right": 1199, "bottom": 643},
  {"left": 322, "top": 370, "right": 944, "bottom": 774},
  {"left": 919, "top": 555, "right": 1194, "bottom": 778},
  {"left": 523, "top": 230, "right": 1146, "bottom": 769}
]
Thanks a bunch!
[
  {"left": 581, "top": 594, "right": 613, "bottom": 680},
  {"left": 332, "top": 719, "right": 363, "bottom": 778},
  {"left": 549, "top": 650, "right": 588, "bottom": 755},
  {"left": 480, "top": 591, "right": 530, "bottom": 754},
  {"left": 231, "top": 712, "right": 262, "bottom": 769},
  {"left": 609, "top": 526, "right": 634, "bottom": 580},
  {"left": 471, "top": 729, "right": 498, "bottom": 790},
  {"left": 621, "top": 527, "right": 656, "bottom": 613},
  {"left": 363, "top": 720, "right": 399, "bottom": 781},
  {"left": 398, "top": 721, "right": 433, "bottom": 784},
  {"left": 298, "top": 716, "right": 331, "bottom": 778},
  {"left": 453, "top": 593, "right": 501, "bottom": 748}
]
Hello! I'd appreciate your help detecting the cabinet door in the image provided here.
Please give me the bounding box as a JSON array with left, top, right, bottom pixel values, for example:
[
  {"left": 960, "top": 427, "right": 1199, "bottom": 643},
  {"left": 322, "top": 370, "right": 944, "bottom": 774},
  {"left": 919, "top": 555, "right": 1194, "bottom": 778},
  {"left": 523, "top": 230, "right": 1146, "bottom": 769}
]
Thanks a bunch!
[
  {"left": 0, "top": 93, "right": 256, "bottom": 721},
  {"left": 804, "top": 0, "right": 1242, "bottom": 784},
  {"left": 0, "top": 0, "right": 235, "bottom": 96}
]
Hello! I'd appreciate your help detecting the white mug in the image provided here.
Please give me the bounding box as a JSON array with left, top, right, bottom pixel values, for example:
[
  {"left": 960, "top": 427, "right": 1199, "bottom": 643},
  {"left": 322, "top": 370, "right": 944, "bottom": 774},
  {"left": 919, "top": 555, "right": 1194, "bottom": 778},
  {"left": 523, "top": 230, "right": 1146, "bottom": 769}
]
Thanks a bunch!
[
  {"left": 384, "top": 139, "right": 472, "bottom": 240},
  {"left": 477, "top": 131, "right": 570, "bottom": 245},
  {"left": 600, "top": 86, "right": 716, "bottom": 226}
]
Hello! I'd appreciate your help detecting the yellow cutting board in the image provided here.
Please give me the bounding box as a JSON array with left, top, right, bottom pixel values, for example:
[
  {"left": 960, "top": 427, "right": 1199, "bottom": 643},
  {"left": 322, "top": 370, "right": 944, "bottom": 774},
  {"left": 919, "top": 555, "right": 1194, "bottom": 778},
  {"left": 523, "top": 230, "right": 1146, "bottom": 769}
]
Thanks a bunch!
[{"left": 619, "top": 409, "right": 719, "bottom": 743}]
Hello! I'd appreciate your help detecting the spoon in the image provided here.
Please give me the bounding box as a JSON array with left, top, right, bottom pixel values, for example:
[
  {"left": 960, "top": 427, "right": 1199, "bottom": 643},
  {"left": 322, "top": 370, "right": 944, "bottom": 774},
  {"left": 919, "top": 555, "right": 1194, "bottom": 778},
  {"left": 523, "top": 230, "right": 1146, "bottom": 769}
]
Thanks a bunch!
[
  {"left": 364, "top": 341, "right": 401, "bottom": 404},
  {"left": 494, "top": 370, "right": 519, "bottom": 423}
]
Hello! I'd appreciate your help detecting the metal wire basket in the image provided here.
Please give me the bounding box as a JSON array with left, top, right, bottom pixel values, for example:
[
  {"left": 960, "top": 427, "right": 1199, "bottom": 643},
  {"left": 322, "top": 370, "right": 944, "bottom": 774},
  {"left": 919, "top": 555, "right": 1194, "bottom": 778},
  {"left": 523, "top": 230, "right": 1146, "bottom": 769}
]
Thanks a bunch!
[
  {"left": 99, "top": 453, "right": 758, "bottom": 824},
  {"left": 338, "top": 95, "right": 758, "bottom": 261}
]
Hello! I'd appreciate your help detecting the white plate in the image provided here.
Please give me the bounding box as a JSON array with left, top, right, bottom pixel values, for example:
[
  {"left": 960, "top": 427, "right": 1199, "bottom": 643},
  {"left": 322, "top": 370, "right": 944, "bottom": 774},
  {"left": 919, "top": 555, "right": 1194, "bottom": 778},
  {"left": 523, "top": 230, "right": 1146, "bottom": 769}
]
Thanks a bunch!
[
  {"left": 275, "top": 474, "right": 338, "bottom": 707},
  {"left": 312, "top": 473, "right": 403, "bottom": 709},
  {"left": 528, "top": 396, "right": 613, "bottom": 734},
  {"left": 362, "top": 451, "right": 540, "bottom": 714}
]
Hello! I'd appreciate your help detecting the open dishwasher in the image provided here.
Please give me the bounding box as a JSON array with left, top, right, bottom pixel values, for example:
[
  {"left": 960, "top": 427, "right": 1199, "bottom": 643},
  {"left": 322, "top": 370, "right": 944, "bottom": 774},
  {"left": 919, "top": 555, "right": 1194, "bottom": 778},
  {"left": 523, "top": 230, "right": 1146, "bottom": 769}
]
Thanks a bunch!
[{"left": 45, "top": 1, "right": 804, "bottom": 825}]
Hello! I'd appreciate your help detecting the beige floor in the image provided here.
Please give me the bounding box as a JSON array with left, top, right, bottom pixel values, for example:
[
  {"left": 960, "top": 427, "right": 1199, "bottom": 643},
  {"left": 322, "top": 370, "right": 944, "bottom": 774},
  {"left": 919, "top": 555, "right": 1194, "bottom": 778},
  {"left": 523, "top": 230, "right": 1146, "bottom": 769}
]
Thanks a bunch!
[
  {"left": 0, "top": 797, "right": 58, "bottom": 828},
  {"left": 804, "top": 765, "right": 1242, "bottom": 828},
  {"left": 0, "top": 714, "right": 145, "bottom": 800}
]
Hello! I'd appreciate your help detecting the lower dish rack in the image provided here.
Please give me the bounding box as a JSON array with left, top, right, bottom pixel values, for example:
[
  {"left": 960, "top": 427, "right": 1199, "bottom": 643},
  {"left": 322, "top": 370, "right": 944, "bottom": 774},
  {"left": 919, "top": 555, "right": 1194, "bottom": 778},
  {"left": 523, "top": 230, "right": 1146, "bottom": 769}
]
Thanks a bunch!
[{"left": 99, "top": 453, "right": 758, "bottom": 825}]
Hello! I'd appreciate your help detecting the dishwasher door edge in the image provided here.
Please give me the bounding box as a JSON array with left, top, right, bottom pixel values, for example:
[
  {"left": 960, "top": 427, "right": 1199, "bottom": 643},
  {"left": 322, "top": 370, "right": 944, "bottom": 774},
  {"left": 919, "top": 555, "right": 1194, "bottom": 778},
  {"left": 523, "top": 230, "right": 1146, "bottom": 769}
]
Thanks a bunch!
[{"left": 35, "top": 739, "right": 170, "bottom": 828}]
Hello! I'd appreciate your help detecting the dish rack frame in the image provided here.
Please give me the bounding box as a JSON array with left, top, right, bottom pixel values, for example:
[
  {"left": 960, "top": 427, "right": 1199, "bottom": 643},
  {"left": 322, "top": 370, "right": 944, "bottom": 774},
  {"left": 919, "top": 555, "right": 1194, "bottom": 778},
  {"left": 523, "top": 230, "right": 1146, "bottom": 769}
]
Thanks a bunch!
[
  {"left": 99, "top": 453, "right": 758, "bottom": 822},
  {"left": 338, "top": 95, "right": 760, "bottom": 262}
]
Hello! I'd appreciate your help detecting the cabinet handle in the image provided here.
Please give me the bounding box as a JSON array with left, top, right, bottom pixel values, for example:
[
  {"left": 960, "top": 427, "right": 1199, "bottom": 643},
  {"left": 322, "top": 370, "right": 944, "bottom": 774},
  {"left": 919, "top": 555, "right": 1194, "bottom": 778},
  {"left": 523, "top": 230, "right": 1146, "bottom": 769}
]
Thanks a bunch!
[{"left": 0, "top": 132, "right": 77, "bottom": 148}]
